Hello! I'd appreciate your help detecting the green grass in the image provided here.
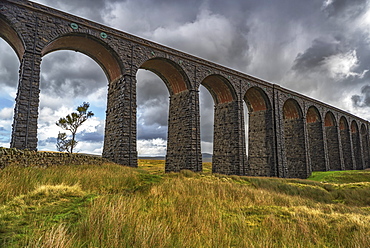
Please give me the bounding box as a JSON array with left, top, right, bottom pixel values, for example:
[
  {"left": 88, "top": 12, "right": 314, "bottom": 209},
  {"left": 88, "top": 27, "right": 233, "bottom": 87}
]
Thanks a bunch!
[
  {"left": 309, "top": 169, "right": 370, "bottom": 183},
  {"left": 1, "top": 162, "right": 370, "bottom": 247}
]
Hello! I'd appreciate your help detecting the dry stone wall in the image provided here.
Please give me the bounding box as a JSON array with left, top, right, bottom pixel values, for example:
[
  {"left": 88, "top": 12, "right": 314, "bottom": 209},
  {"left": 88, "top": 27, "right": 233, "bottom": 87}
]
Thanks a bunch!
[{"left": 0, "top": 148, "right": 109, "bottom": 169}]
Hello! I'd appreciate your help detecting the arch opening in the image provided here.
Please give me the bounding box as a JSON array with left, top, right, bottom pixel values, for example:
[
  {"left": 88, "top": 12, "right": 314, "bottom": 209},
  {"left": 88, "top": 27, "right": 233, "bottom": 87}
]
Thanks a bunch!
[
  {"left": 244, "top": 87, "right": 275, "bottom": 177},
  {"left": 0, "top": 38, "right": 20, "bottom": 148},
  {"left": 136, "top": 69, "right": 169, "bottom": 160},
  {"left": 39, "top": 50, "right": 108, "bottom": 154},
  {"left": 42, "top": 34, "right": 122, "bottom": 83},
  {"left": 306, "top": 106, "right": 326, "bottom": 171},
  {"left": 283, "top": 99, "right": 307, "bottom": 178},
  {"left": 324, "top": 112, "right": 341, "bottom": 170},
  {"left": 199, "top": 85, "right": 214, "bottom": 162},
  {"left": 139, "top": 57, "right": 201, "bottom": 172},
  {"left": 201, "top": 75, "right": 241, "bottom": 175}
]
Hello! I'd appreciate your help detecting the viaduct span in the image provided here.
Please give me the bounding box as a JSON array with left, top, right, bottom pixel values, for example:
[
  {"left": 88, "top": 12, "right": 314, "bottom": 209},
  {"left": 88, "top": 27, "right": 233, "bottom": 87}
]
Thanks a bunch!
[{"left": 1, "top": 0, "right": 369, "bottom": 178}]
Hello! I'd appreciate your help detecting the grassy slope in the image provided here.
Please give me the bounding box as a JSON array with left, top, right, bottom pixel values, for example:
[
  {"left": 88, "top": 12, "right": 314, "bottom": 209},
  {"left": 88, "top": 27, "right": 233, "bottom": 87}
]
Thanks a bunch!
[{"left": 0, "top": 161, "right": 370, "bottom": 247}]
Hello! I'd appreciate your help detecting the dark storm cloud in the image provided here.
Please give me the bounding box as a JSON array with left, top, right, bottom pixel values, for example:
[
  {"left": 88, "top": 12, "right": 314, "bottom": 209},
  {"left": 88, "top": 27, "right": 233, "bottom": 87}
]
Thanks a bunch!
[
  {"left": 136, "top": 72, "right": 169, "bottom": 127},
  {"left": 323, "top": 0, "right": 368, "bottom": 18},
  {"left": 40, "top": 51, "right": 107, "bottom": 98},
  {"left": 0, "top": 41, "right": 20, "bottom": 87},
  {"left": 292, "top": 38, "right": 344, "bottom": 73},
  {"left": 137, "top": 124, "right": 167, "bottom": 140},
  {"left": 352, "top": 85, "right": 370, "bottom": 108}
]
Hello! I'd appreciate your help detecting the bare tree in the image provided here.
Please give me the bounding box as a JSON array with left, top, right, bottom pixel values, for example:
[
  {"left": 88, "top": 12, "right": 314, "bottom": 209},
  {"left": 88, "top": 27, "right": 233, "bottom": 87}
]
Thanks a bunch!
[{"left": 56, "top": 102, "right": 94, "bottom": 153}]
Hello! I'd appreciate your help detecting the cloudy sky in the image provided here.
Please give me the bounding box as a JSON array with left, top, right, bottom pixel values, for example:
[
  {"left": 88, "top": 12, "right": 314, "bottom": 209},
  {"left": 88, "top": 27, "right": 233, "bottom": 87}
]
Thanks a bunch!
[{"left": 1, "top": 0, "right": 370, "bottom": 156}]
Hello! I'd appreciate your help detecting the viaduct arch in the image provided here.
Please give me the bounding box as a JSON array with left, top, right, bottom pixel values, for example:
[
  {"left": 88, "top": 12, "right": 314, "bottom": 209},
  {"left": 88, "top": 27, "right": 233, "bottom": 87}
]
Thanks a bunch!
[{"left": 1, "top": 0, "right": 370, "bottom": 178}]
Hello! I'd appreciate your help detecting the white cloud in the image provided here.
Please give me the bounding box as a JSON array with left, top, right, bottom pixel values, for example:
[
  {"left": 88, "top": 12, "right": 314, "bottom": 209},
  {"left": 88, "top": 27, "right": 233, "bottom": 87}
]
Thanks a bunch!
[
  {"left": 137, "top": 138, "right": 167, "bottom": 157},
  {"left": 323, "top": 50, "right": 364, "bottom": 79},
  {"left": 0, "top": 107, "right": 13, "bottom": 120}
]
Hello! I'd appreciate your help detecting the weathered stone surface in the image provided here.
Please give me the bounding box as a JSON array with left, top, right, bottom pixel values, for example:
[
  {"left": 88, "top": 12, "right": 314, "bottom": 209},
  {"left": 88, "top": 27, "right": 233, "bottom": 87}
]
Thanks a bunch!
[
  {"left": 0, "top": 148, "right": 109, "bottom": 169},
  {"left": 165, "top": 90, "right": 202, "bottom": 172},
  {"left": 247, "top": 110, "right": 275, "bottom": 177},
  {"left": 325, "top": 126, "right": 342, "bottom": 170},
  {"left": 283, "top": 118, "right": 308, "bottom": 179},
  {"left": 307, "top": 121, "right": 326, "bottom": 171},
  {"left": 213, "top": 101, "right": 246, "bottom": 175}
]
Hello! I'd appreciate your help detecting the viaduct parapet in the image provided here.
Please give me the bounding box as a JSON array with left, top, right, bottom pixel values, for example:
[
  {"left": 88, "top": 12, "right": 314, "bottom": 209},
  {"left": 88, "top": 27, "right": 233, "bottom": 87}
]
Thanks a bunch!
[{"left": 1, "top": 0, "right": 369, "bottom": 178}]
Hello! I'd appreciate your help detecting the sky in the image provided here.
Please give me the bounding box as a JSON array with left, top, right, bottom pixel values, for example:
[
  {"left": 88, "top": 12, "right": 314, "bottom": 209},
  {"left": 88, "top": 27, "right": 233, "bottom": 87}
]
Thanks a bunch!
[{"left": 1, "top": 0, "right": 370, "bottom": 156}]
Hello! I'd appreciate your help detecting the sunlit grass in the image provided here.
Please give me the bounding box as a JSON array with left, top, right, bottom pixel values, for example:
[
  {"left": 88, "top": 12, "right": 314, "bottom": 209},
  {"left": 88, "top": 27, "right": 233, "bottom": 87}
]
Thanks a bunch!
[
  {"left": 309, "top": 169, "right": 370, "bottom": 183},
  {"left": 1, "top": 161, "right": 370, "bottom": 247}
]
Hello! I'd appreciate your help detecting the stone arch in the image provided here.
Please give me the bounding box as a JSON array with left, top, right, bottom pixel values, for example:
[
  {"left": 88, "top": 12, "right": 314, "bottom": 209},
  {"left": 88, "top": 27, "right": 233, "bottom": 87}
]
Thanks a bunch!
[
  {"left": 339, "top": 117, "right": 353, "bottom": 170},
  {"left": 40, "top": 33, "right": 130, "bottom": 165},
  {"left": 283, "top": 99, "right": 308, "bottom": 178},
  {"left": 283, "top": 99, "right": 303, "bottom": 120},
  {"left": 361, "top": 124, "right": 370, "bottom": 168},
  {"left": 324, "top": 112, "right": 341, "bottom": 170},
  {"left": 351, "top": 120, "right": 363, "bottom": 169},
  {"left": 41, "top": 33, "right": 123, "bottom": 83},
  {"left": 0, "top": 14, "right": 25, "bottom": 60},
  {"left": 140, "top": 58, "right": 190, "bottom": 95},
  {"left": 244, "top": 87, "right": 275, "bottom": 176},
  {"left": 200, "top": 75, "right": 243, "bottom": 175},
  {"left": 138, "top": 57, "right": 200, "bottom": 172},
  {"left": 306, "top": 106, "right": 326, "bottom": 171},
  {"left": 201, "top": 75, "right": 236, "bottom": 104}
]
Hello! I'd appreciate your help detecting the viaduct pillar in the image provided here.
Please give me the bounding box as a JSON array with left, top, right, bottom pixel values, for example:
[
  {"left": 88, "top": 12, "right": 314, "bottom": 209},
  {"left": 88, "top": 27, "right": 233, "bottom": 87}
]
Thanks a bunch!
[
  {"left": 11, "top": 50, "right": 41, "bottom": 150},
  {"left": 212, "top": 100, "right": 246, "bottom": 175},
  {"left": 103, "top": 74, "right": 138, "bottom": 167},
  {"left": 166, "top": 89, "right": 202, "bottom": 172}
]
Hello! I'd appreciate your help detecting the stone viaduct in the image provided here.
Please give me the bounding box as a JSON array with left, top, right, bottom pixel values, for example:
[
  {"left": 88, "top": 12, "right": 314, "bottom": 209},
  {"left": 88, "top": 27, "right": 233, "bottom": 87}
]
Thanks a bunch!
[{"left": 1, "top": 0, "right": 369, "bottom": 178}]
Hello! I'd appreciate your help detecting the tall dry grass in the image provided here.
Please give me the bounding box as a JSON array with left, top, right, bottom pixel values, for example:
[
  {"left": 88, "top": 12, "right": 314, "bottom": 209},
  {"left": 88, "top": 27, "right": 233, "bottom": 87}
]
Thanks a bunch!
[
  {"left": 1, "top": 163, "right": 370, "bottom": 247},
  {"left": 72, "top": 173, "right": 370, "bottom": 247}
]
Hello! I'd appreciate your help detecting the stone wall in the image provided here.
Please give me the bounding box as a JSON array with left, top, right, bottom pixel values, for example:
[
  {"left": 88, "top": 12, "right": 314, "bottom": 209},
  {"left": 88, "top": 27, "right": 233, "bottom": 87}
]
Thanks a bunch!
[{"left": 0, "top": 148, "right": 109, "bottom": 169}]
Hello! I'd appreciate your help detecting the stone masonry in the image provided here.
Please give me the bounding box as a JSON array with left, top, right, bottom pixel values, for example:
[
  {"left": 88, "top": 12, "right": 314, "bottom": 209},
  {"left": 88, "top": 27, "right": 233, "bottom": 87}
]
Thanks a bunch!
[{"left": 1, "top": 0, "right": 370, "bottom": 178}]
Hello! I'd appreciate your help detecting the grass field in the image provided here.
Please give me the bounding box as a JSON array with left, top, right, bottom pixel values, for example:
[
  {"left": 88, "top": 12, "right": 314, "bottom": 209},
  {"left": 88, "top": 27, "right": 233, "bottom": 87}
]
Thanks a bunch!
[{"left": 1, "top": 160, "right": 370, "bottom": 247}]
